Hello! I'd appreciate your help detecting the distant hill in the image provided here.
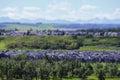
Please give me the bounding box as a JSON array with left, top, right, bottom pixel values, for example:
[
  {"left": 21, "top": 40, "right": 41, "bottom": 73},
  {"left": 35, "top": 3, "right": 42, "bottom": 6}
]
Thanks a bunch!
[
  {"left": 0, "top": 17, "right": 120, "bottom": 24},
  {"left": 0, "top": 23, "right": 120, "bottom": 30},
  {"left": 0, "top": 17, "right": 120, "bottom": 30}
]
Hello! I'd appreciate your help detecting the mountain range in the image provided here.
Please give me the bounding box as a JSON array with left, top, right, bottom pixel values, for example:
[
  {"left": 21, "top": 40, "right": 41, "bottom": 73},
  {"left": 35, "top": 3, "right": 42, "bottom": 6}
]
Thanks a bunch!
[{"left": 0, "top": 17, "right": 120, "bottom": 24}]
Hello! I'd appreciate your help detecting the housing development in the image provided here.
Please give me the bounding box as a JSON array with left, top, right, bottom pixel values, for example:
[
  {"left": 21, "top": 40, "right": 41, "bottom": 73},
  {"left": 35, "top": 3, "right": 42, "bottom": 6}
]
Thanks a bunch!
[{"left": 0, "top": 29, "right": 120, "bottom": 37}]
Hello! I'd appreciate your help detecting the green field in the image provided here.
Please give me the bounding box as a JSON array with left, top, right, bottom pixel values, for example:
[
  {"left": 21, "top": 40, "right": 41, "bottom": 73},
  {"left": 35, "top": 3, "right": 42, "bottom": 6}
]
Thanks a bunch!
[
  {"left": 80, "top": 36, "right": 120, "bottom": 50},
  {"left": 0, "top": 36, "right": 119, "bottom": 50},
  {"left": 4, "top": 23, "right": 56, "bottom": 30}
]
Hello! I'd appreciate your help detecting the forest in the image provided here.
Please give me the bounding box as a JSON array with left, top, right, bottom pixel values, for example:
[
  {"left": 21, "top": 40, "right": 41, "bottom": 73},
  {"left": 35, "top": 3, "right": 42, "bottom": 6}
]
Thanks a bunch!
[{"left": 0, "top": 54, "right": 120, "bottom": 80}]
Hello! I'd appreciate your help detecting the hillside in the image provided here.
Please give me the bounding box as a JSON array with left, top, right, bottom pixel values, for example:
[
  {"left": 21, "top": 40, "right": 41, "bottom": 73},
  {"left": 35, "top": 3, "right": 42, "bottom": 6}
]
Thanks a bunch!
[{"left": 0, "top": 23, "right": 120, "bottom": 30}]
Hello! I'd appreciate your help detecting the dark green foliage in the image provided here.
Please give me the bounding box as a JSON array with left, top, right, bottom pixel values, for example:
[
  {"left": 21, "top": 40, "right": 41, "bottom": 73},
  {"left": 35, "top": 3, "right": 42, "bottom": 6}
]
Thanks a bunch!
[
  {"left": 13, "top": 54, "right": 27, "bottom": 61},
  {"left": 7, "top": 36, "right": 83, "bottom": 50},
  {"left": 0, "top": 55, "right": 120, "bottom": 80}
]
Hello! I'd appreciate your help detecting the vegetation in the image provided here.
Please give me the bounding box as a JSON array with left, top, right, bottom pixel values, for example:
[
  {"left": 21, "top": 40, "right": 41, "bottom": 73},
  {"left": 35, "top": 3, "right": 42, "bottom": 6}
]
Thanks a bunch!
[
  {"left": 1, "top": 23, "right": 120, "bottom": 31},
  {"left": 0, "top": 54, "right": 120, "bottom": 80},
  {"left": 0, "top": 36, "right": 119, "bottom": 50},
  {"left": 6, "top": 36, "right": 82, "bottom": 50},
  {"left": 0, "top": 27, "right": 119, "bottom": 80},
  {"left": 6, "top": 23, "right": 55, "bottom": 30},
  {"left": 0, "top": 24, "right": 120, "bottom": 80}
]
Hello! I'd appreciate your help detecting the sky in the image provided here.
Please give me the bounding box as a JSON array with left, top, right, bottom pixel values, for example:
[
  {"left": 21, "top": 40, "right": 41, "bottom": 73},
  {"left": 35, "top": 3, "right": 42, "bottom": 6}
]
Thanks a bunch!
[{"left": 0, "top": 0, "right": 120, "bottom": 21}]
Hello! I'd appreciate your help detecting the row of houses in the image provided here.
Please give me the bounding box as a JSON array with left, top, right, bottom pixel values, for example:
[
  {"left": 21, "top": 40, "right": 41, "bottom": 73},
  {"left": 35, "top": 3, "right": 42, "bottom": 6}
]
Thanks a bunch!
[
  {"left": 0, "top": 30, "right": 120, "bottom": 37},
  {"left": 0, "top": 50, "right": 120, "bottom": 62}
]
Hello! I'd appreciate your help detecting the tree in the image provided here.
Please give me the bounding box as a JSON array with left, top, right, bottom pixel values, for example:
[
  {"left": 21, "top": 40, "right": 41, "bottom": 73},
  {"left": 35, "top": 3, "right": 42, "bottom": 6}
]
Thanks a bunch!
[
  {"left": 78, "top": 64, "right": 92, "bottom": 80},
  {"left": 94, "top": 63, "right": 106, "bottom": 80},
  {"left": 13, "top": 54, "right": 27, "bottom": 61},
  {"left": 107, "top": 63, "right": 118, "bottom": 77},
  {"left": 23, "top": 62, "right": 37, "bottom": 80}
]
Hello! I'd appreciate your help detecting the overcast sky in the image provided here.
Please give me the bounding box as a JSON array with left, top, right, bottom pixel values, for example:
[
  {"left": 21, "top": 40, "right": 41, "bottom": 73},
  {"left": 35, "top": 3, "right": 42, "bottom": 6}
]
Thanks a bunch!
[{"left": 0, "top": 0, "right": 120, "bottom": 21}]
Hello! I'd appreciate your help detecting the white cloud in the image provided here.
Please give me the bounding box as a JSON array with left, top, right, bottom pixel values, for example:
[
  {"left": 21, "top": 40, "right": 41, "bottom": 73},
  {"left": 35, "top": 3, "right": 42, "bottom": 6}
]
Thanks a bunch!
[
  {"left": 2, "top": 7, "right": 17, "bottom": 12},
  {"left": 0, "top": 3, "right": 120, "bottom": 21},
  {"left": 112, "top": 8, "right": 120, "bottom": 19},
  {"left": 80, "top": 5, "right": 97, "bottom": 10},
  {"left": 95, "top": 8, "right": 120, "bottom": 20},
  {"left": 3, "top": 12, "right": 22, "bottom": 19},
  {"left": 65, "top": 4, "right": 97, "bottom": 20},
  {"left": 42, "top": 2, "right": 74, "bottom": 20},
  {"left": 23, "top": 7, "right": 41, "bottom": 11},
  {"left": 1, "top": 7, "right": 42, "bottom": 20},
  {"left": 21, "top": 7, "right": 42, "bottom": 20}
]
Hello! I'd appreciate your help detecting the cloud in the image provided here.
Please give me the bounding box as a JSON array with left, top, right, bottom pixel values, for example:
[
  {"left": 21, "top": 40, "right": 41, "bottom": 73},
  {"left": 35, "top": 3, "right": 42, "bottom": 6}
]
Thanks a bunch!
[
  {"left": 0, "top": 3, "right": 120, "bottom": 21},
  {"left": 43, "top": 2, "right": 73, "bottom": 20},
  {"left": 23, "top": 7, "right": 41, "bottom": 11},
  {"left": 64, "top": 4, "right": 97, "bottom": 20},
  {"left": 21, "top": 7, "right": 42, "bottom": 20},
  {"left": 95, "top": 8, "right": 120, "bottom": 20},
  {"left": 2, "top": 7, "right": 17, "bottom": 12},
  {"left": 80, "top": 5, "right": 97, "bottom": 10},
  {"left": 48, "top": 2, "right": 71, "bottom": 11},
  {"left": 1, "top": 7, "right": 42, "bottom": 20},
  {"left": 112, "top": 8, "right": 120, "bottom": 19}
]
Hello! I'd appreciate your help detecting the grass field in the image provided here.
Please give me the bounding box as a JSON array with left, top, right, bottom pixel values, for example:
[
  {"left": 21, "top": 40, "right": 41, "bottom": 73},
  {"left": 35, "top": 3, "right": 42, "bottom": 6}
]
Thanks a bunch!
[
  {"left": 0, "top": 36, "right": 119, "bottom": 50},
  {"left": 5, "top": 24, "right": 55, "bottom": 30},
  {"left": 80, "top": 45, "right": 120, "bottom": 50},
  {"left": 80, "top": 36, "right": 120, "bottom": 51}
]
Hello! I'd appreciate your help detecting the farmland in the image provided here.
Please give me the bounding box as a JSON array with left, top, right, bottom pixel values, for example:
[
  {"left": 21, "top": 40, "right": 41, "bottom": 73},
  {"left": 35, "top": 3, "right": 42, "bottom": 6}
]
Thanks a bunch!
[{"left": 0, "top": 36, "right": 119, "bottom": 50}]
